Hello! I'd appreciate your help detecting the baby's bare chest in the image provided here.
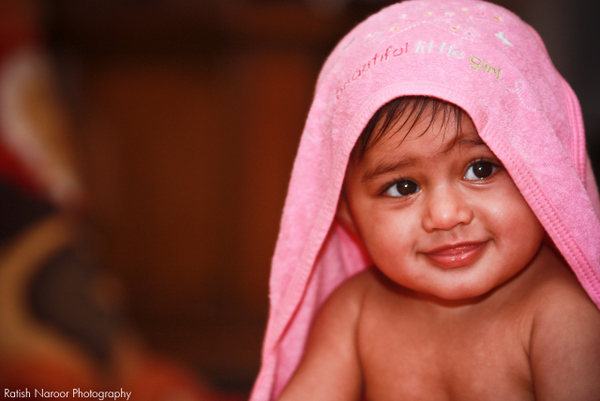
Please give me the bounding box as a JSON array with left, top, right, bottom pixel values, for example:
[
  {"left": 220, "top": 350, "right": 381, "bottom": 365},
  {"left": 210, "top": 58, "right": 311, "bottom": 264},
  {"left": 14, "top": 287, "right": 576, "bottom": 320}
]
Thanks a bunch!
[{"left": 356, "top": 299, "right": 534, "bottom": 401}]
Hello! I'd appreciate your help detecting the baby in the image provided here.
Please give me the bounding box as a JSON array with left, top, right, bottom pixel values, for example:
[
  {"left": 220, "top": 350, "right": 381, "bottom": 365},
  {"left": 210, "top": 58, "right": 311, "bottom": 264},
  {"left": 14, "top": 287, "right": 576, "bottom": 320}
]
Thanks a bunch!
[
  {"left": 279, "top": 96, "right": 600, "bottom": 400},
  {"left": 251, "top": 1, "right": 600, "bottom": 400}
]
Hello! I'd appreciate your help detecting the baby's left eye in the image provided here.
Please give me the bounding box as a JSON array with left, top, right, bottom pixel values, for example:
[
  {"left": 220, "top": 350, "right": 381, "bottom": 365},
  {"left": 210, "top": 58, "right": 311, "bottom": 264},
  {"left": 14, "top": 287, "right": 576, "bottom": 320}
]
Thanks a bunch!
[{"left": 464, "top": 161, "right": 498, "bottom": 180}]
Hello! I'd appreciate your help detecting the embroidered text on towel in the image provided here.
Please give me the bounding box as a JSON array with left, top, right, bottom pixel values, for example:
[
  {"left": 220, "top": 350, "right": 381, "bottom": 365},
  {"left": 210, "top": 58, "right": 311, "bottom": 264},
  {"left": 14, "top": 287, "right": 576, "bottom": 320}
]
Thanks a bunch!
[{"left": 336, "top": 43, "right": 409, "bottom": 100}]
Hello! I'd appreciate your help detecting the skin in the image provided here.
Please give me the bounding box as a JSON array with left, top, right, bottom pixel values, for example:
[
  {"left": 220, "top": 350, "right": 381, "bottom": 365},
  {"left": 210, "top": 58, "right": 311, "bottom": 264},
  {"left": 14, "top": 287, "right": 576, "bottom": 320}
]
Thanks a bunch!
[{"left": 277, "top": 105, "right": 600, "bottom": 401}]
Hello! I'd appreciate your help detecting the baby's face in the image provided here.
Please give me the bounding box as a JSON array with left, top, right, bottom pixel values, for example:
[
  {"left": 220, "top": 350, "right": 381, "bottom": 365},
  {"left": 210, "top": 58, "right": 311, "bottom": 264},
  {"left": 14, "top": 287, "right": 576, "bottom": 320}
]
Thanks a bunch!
[{"left": 339, "top": 111, "right": 545, "bottom": 301}]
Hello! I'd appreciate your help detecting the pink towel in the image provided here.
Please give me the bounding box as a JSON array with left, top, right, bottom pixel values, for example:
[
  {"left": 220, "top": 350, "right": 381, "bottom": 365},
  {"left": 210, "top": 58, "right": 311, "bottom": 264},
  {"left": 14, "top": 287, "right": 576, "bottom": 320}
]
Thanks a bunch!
[{"left": 250, "top": 1, "right": 600, "bottom": 399}]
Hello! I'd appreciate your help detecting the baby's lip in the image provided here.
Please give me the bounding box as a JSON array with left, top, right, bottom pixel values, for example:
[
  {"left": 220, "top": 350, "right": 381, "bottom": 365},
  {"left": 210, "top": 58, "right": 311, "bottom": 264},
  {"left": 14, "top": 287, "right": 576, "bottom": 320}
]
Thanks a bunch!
[{"left": 422, "top": 241, "right": 488, "bottom": 269}]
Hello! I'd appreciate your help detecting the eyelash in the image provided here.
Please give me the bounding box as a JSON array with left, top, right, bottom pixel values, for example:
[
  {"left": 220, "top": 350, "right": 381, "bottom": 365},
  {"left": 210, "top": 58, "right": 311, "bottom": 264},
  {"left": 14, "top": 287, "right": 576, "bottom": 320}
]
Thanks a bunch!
[
  {"left": 464, "top": 158, "right": 502, "bottom": 181},
  {"left": 381, "top": 179, "right": 419, "bottom": 198},
  {"left": 380, "top": 159, "right": 503, "bottom": 198}
]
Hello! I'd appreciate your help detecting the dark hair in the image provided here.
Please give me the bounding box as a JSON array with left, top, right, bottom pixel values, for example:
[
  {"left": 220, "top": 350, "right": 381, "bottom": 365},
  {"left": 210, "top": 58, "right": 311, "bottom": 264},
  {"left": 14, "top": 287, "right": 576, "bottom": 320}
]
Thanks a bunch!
[{"left": 350, "top": 96, "right": 464, "bottom": 162}]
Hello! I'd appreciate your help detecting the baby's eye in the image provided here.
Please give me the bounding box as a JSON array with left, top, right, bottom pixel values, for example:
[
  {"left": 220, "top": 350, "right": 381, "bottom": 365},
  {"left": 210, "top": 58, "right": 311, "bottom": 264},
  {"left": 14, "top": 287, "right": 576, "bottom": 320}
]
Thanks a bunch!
[
  {"left": 464, "top": 160, "right": 498, "bottom": 180},
  {"left": 384, "top": 179, "right": 420, "bottom": 197}
]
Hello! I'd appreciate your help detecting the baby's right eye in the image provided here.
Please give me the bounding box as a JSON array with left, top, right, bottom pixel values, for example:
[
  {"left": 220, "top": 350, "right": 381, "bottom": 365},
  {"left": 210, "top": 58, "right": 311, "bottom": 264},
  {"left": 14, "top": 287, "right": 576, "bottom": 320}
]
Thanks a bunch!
[{"left": 384, "top": 179, "right": 420, "bottom": 197}]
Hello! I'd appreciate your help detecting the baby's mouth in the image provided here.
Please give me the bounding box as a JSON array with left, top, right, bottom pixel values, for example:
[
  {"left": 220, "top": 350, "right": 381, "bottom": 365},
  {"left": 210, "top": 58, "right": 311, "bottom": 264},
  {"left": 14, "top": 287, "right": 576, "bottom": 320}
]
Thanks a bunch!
[{"left": 423, "top": 241, "right": 488, "bottom": 269}]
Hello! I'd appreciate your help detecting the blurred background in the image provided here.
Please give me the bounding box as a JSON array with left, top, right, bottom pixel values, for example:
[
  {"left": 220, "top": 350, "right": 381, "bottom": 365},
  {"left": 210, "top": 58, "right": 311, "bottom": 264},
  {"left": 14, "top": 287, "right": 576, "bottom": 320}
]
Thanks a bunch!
[{"left": 1, "top": 0, "right": 598, "bottom": 399}]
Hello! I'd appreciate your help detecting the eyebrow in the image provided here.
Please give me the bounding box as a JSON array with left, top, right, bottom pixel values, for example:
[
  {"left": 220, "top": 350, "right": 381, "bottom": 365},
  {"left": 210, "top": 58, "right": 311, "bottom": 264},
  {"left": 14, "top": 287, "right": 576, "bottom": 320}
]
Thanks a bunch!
[
  {"left": 361, "top": 158, "right": 415, "bottom": 182},
  {"left": 360, "top": 135, "right": 487, "bottom": 182},
  {"left": 444, "top": 136, "right": 486, "bottom": 151}
]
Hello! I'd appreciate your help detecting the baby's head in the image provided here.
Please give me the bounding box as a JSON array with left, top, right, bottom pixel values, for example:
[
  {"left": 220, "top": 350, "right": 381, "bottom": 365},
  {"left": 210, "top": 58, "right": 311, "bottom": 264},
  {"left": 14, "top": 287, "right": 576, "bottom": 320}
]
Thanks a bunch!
[{"left": 338, "top": 96, "right": 545, "bottom": 301}]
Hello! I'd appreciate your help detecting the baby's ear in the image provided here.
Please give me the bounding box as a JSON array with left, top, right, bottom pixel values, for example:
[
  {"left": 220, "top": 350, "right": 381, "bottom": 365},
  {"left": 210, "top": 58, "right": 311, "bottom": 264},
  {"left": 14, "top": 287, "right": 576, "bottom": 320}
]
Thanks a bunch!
[{"left": 336, "top": 195, "right": 359, "bottom": 236}]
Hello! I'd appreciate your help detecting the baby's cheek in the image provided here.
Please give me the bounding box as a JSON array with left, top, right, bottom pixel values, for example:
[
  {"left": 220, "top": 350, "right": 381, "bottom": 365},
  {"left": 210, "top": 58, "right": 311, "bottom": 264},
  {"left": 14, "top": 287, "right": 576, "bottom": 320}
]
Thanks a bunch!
[{"left": 497, "top": 196, "right": 544, "bottom": 255}]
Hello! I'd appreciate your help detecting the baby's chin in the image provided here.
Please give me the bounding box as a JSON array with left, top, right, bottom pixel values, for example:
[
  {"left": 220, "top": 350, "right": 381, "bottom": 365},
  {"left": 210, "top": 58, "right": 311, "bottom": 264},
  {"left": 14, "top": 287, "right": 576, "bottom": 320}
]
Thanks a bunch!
[{"left": 407, "top": 278, "right": 505, "bottom": 307}]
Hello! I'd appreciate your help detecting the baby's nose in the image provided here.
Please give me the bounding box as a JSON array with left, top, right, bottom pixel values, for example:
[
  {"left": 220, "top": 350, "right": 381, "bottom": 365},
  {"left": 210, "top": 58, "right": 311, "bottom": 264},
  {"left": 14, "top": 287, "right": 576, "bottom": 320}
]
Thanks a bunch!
[{"left": 422, "top": 186, "right": 473, "bottom": 232}]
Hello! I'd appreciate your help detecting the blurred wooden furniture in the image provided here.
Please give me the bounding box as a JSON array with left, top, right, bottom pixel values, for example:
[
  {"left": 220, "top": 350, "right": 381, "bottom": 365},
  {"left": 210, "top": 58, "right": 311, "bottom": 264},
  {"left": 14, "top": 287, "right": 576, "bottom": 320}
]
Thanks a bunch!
[{"left": 46, "top": 0, "right": 368, "bottom": 392}]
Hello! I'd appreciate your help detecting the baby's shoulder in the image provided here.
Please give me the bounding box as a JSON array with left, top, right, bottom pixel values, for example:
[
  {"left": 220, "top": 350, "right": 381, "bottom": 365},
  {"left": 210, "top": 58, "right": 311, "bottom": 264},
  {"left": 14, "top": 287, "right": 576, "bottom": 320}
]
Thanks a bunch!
[
  {"left": 302, "top": 269, "right": 378, "bottom": 357},
  {"left": 523, "top": 248, "right": 600, "bottom": 398},
  {"left": 319, "top": 268, "right": 391, "bottom": 321},
  {"left": 326, "top": 268, "right": 379, "bottom": 306},
  {"left": 521, "top": 246, "right": 600, "bottom": 353},
  {"left": 525, "top": 247, "right": 599, "bottom": 320}
]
